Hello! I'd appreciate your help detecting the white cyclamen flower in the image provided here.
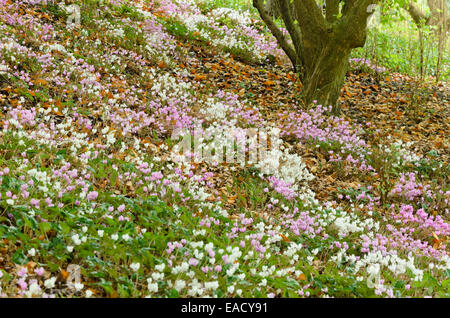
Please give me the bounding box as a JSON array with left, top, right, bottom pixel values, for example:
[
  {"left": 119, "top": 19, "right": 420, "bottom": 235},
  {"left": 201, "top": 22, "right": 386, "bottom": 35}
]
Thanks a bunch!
[
  {"left": 174, "top": 280, "right": 186, "bottom": 292},
  {"left": 130, "top": 262, "right": 140, "bottom": 272},
  {"left": 28, "top": 248, "right": 36, "bottom": 257},
  {"left": 44, "top": 277, "right": 57, "bottom": 289}
]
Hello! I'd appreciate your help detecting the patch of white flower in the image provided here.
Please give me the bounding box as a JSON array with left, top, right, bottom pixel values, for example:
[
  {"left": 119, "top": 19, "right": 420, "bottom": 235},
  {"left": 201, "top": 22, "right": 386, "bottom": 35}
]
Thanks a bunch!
[
  {"left": 355, "top": 251, "right": 424, "bottom": 283},
  {"left": 256, "top": 131, "right": 315, "bottom": 185},
  {"left": 210, "top": 7, "right": 252, "bottom": 25},
  {"left": 385, "top": 138, "right": 423, "bottom": 164}
]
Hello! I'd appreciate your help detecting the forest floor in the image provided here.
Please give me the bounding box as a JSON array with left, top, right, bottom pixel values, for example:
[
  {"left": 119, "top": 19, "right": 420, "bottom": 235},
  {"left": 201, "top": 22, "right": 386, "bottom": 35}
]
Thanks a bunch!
[{"left": 0, "top": 0, "right": 449, "bottom": 298}]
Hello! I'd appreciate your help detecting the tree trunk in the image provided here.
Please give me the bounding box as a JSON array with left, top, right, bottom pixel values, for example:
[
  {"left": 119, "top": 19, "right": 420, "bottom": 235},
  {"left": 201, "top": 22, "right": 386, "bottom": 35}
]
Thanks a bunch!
[{"left": 302, "top": 45, "right": 351, "bottom": 114}]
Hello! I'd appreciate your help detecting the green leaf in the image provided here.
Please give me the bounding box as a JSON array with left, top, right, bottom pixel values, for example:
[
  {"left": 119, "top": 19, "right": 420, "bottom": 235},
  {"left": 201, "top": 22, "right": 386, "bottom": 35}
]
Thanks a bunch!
[
  {"left": 95, "top": 279, "right": 115, "bottom": 296},
  {"left": 441, "top": 279, "right": 450, "bottom": 289},
  {"left": 60, "top": 223, "right": 71, "bottom": 235},
  {"left": 168, "top": 288, "right": 179, "bottom": 298},
  {"left": 39, "top": 222, "right": 52, "bottom": 234},
  {"left": 394, "top": 280, "right": 405, "bottom": 288},
  {"left": 110, "top": 170, "right": 118, "bottom": 186},
  {"left": 47, "top": 262, "right": 60, "bottom": 272},
  {"left": 12, "top": 249, "right": 28, "bottom": 265}
]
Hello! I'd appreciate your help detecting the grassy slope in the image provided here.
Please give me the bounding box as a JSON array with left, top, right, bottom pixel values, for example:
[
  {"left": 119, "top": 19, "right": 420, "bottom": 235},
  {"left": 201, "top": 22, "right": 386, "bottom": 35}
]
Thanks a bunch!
[{"left": 0, "top": 0, "right": 449, "bottom": 298}]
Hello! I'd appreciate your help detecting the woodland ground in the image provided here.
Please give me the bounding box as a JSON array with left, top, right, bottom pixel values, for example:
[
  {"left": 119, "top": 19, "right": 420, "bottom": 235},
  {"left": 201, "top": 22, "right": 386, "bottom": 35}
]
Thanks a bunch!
[{"left": 0, "top": 0, "right": 449, "bottom": 298}]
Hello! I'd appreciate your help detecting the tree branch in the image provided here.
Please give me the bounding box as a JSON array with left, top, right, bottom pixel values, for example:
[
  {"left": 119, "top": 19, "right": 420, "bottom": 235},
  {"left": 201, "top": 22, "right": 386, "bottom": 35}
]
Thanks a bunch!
[
  {"left": 277, "top": 0, "right": 305, "bottom": 74},
  {"left": 326, "top": 0, "right": 340, "bottom": 23},
  {"left": 292, "top": 0, "right": 327, "bottom": 38},
  {"left": 338, "top": 0, "right": 379, "bottom": 47},
  {"left": 404, "top": 1, "right": 428, "bottom": 25},
  {"left": 253, "top": 0, "right": 297, "bottom": 70}
]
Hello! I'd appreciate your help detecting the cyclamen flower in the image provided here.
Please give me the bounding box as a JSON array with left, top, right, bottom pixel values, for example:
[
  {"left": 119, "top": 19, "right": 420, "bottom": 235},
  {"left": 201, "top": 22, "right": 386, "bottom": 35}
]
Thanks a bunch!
[
  {"left": 30, "top": 199, "right": 40, "bottom": 208},
  {"left": 204, "top": 281, "right": 219, "bottom": 291},
  {"left": 71, "top": 234, "right": 81, "bottom": 245},
  {"left": 148, "top": 282, "right": 158, "bottom": 293},
  {"left": 130, "top": 262, "right": 140, "bottom": 272},
  {"left": 27, "top": 280, "right": 41, "bottom": 297},
  {"left": 174, "top": 280, "right": 186, "bottom": 292},
  {"left": 34, "top": 267, "right": 44, "bottom": 276},
  {"left": 18, "top": 267, "right": 28, "bottom": 277},
  {"left": 44, "top": 277, "right": 56, "bottom": 289},
  {"left": 17, "top": 279, "right": 27, "bottom": 290},
  {"left": 45, "top": 198, "right": 54, "bottom": 207},
  {"left": 188, "top": 258, "right": 199, "bottom": 266},
  {"left": 87, "top": 191, "right": 98, "bottom": 201}
]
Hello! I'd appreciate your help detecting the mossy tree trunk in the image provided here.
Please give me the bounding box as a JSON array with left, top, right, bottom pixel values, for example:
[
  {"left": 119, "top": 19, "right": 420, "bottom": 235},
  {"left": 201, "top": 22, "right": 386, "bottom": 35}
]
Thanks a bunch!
[
  {"left": 254, "top": 0, "right": 379, "bottom": 114},
  {"left": 303, "top": 49, "right": 351, "bottom": 114}
]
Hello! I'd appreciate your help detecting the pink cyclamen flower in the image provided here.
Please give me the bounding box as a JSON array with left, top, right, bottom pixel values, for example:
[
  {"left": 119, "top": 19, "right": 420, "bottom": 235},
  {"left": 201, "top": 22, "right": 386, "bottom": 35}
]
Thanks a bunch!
[
  {"left": 45, "top": 198, "right": 54, "bottom": 207},
  {"left": 17, "top": 279, "right": 27, "bottom": 290},
  {"left": 30, "top": 199, "right": 40, "bottom": 208},
  {"left": 87, "top": 191, "right": 98, "bottom": 201},
  {"left": 17, "top": 267, "right": 28, "bottom": 277},
  {"left": 34, "top": 267, "right": 44, "bottom": 276},
  {"left": 188, "top": 258, "right": 199, "bottom": 266}
]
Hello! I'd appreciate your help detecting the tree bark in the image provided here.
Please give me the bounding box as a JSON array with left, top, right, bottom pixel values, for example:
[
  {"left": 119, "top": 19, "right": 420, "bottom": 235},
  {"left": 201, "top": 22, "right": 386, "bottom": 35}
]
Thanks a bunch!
[{"left": 302, "top": 44, "right": 351, "bottom": 114}]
